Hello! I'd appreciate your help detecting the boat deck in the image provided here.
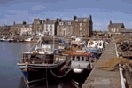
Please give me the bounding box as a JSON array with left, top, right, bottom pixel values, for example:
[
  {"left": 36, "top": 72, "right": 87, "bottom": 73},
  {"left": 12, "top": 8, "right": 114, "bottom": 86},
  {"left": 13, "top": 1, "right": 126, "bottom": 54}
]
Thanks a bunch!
[{"left": 82, "top": 40, "right": 122, "bottom": 88}]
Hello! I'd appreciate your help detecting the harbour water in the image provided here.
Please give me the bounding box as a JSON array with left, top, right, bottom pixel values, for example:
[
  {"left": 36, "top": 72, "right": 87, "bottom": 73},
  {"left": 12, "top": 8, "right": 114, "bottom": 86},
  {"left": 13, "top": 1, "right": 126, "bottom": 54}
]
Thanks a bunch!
[
  {"left": 0, "top": 42, "right": 91, "bottom": 88},
  {"left": 0, "top": 42, "right": 33, "bottom": 88}
]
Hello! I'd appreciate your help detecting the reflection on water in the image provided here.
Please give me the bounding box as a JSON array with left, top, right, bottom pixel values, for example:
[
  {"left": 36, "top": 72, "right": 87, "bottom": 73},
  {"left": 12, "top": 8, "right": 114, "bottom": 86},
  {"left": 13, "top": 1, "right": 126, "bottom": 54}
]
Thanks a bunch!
[
  {"left": 18, "top": 70, "right": 90, "bottom": 88},
  {"left": 19, "top": 77, "right": 27, "bottom": 88},
  {"left": 19, "top": 77, "right": 76, "bottom": 88}
]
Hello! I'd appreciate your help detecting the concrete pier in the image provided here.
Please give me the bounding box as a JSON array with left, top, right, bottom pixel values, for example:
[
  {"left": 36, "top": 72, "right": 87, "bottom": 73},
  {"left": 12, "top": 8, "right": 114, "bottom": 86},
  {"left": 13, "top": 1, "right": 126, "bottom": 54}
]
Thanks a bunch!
[{"left": 82, "top": 40, "right": 121, "bottom": 88}]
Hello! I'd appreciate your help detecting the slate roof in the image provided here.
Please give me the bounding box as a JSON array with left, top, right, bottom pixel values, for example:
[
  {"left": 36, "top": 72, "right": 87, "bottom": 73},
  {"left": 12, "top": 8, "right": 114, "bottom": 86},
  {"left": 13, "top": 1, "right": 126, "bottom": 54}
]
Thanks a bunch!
[
  {"left": 76, "top": 18, "right": 90, "bottom": 21},
  {"left": 43, "top": 19, "right": 56, "bottom": 24},
  {"left": 58, "top": 20, "right": 73, "bottom": 25},
  {"left": 108, "top": 23, "right": 125, "bottom": 28}
]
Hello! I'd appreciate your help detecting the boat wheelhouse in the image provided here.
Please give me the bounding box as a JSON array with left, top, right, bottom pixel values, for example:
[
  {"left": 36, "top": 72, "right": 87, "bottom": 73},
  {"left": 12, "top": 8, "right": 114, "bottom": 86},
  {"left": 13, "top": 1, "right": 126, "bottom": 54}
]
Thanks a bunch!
[{"left": 64, "top": 50, "right": 92, "bottom": 73}]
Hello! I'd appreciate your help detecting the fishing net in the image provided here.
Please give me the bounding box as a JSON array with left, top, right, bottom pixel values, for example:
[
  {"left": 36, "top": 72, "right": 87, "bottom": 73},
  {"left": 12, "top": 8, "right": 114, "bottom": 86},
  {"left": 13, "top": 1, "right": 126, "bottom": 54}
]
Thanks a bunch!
[
  {"left": 98, "top": 57, "right": 129, "bottom": 71},
  {"left": 115, "top": 38, "right": 122, "bottom": 44},
  {"left": 89, "top": 41, "right": 94, "bottom": 45}
]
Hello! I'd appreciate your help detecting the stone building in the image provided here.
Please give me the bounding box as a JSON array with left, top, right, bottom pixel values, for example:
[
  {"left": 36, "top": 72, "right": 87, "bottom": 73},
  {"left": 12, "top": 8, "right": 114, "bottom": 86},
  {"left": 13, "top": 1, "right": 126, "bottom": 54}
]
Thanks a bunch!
[
  {"left": 72, "top": 15, "right": 93, "bottom": 37},
  {"left": 32, "top": 19, "right": 43, "bottom": 35},
  {"left": 10, "top": 23, "right": 23, "bottom": 35},
  {"left": 20, "top": 24, "right": 32, "bottom": 36},
  {"left": 108, "top": 20, "right": 125, "bottom": 36},
  {"left": 9, "top": 21, "right": 32, "bottom": 36},
  {"left": 9, "top": 15, "right": 93, "bottom": 37},
  {"left": 57, "top": 19, "right": 73, "bottom": 37},
  {"left": 121, "top": 29, "right": 132, "bottom": 37},
  {"left": 32, "top": 15, "right": 93, "bottom": 37},
  {"left": 0, "top": 25, "right": 10, "bottom": 35},
  {"left": 43, "top": 19, "right": 57, "bottom": 36},
  {"left": 32, "top": 18, "right": 57, "bottom": 36}
]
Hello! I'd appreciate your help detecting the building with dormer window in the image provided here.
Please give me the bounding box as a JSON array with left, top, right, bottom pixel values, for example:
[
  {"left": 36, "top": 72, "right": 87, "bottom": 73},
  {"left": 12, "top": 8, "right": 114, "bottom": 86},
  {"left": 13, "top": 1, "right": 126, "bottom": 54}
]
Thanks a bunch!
[
  {"left": 108, "top": 20, "right": 125, "bottom": 36},
  {"left": 72, "top": 15, "right": 93, "bottom": 37},
  {"left": 43, "top": 19, "right": 57, "bottom": 36},
  {"left": 57, "top": 19, "right": 73, "bottom": 37},
  {"left": 32, "top": 15, "right": 93, "bottom": 37}
]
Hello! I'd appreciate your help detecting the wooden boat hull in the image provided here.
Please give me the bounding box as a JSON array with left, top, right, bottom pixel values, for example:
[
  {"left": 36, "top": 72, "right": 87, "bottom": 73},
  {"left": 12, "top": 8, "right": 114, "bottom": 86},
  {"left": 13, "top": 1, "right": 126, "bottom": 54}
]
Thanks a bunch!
[
  {"left": 17, "top": 61, "right": 67, "bottom": 84},
  {"left": 70, "top": 69, "right": 92, "bottom": 85}
]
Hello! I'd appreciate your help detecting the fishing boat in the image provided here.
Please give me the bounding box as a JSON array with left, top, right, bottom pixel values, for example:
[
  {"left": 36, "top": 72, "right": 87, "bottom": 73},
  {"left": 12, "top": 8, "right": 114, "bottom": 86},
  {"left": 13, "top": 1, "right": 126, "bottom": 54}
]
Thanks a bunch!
[
  {"left": 0, "top": 37, "right": 5, "bottom": 42},
  {"left": 63, "top": 50, "right": 92, "bottom": 73},
  {"left": 87, "top": 39, "right": 105, "bottom": 51},
  {"left": 57, "top": 37, "right": 70, "bottom": 51},
  {"left": 17, "top": 36, "right": 67, "bottom": 84},
  {"left": 86, "top": 39, "right": 105, "bottom": 58},
  {"left": 61, "top": 37, "right": 94, "bottom": 86},
  {"left": 24, "top": 37, "right": 33, "bottom": 42},
  {"left": 0, "top": 35, "right": 15, "bottom": 42},
  {"left": 0, "top": 36, "right": 10, "bottom": 42},
  {"left": 62, "top": 37, "right": 94, "bottom": 73}
]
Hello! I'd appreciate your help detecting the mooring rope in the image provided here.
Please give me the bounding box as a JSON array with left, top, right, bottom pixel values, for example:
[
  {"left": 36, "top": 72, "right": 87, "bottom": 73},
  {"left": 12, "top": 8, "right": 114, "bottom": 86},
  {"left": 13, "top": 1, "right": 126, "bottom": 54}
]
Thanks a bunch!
[{"left": 50, "top": 68, "right": 71, "bottom": 78}]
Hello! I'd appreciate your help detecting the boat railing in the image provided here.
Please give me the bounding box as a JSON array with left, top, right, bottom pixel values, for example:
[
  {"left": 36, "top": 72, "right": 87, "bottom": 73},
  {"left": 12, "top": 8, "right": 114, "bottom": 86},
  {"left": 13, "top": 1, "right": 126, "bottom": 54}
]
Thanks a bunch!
[{"left": 19, "top": 53, "right": 66, "bottom": 65}]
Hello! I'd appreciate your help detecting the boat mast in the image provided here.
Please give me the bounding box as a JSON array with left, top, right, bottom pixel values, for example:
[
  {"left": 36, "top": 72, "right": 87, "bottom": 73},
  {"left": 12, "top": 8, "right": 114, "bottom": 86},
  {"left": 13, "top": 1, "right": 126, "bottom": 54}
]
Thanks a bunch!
[{"left": 52, "top": 34, "right": 55, "bottom": 52}]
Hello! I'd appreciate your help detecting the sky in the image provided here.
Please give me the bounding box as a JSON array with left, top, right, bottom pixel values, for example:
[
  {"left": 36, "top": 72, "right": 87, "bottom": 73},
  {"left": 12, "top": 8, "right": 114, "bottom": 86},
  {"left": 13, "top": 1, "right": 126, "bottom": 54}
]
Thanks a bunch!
[{"left": 0, "top": 0, "right": 132, "bottom": 30}]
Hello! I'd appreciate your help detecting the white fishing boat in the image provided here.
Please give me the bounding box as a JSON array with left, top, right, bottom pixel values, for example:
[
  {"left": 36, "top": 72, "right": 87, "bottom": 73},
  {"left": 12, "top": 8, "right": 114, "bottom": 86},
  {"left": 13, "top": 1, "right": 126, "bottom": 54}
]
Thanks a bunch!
[
  {"left": 86, "top": 39, "right": 105, "bottom": 58},
  {"left": 24, "top": 37, "right": 33, "bottom": 42},
  {"left": 87, "top": 39, "right": 105, "bottom": 50},
  {"left": 0, "top": 37, "right": 6, "bottom": 42}
]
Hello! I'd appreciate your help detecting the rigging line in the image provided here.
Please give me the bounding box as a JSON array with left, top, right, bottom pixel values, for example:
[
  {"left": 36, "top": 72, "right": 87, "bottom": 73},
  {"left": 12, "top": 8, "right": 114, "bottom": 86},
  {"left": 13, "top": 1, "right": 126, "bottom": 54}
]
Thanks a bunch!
[
  {"left": 28, "top": 35, "right": 43, "bottom": 52},
  {"left": 50, "top": 68, "right": 72, "bottom": 78}
]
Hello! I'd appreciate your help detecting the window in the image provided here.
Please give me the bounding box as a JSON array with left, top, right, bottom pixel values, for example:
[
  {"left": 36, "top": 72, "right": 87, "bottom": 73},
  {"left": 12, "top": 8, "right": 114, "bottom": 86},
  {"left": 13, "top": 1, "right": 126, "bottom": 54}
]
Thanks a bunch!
[
  {"left": 80, "top": 27, "right": 82, "bottom": 31},
  {"left": 112, "top": 28, "right": 114, "bottom": 32},
  {"left": 61, "top": 22, "right": 64, "bottom": 25},
  {"left": 59, "top": 22, "right": 63, "bottom": 25},
  {"left": 83, "top": 19, "right": 87, "bottom": 21},
  {"left": 68, "top": 22, "right": 71, "bottom": 25},
  {"left": 86, "top": 57, "right": 89, "bottom": 61},
  {"left": 59, "top": 22, "right": 61, "bottom": 25},
  {"left": 82, "top": 57, "right": 84, "bottom": 61},
  {"left": 77, "top": 56, "right": 80, "bottom": 61},
  {"left": 52, "top": 24, "right": 54, "bottom": 27},
  {"left": 80, "top": 23, "right": 82, "bottom": 27}
]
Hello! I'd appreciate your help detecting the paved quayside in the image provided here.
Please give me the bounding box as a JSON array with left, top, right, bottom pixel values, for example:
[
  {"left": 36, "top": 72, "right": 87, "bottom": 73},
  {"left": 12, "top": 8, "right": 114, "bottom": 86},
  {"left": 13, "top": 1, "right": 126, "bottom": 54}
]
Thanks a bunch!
[{"left": 82, "top": 40, "right": 122, "bottom": 88}]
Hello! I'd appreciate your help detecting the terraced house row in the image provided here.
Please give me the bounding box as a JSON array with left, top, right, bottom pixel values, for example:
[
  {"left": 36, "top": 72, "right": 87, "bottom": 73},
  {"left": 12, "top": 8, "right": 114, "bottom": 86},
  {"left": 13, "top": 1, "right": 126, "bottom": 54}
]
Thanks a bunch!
[
  {"left": 0, "top": 15, "right": 93, "bottom": 37},
  {"left": 33, "top": 15, "right": 93, "bottom": 37}
]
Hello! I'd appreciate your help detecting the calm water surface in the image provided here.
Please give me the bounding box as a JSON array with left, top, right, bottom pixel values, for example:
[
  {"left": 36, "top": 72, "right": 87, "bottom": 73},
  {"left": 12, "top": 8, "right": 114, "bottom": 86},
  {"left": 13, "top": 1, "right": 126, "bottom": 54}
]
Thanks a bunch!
[{"left": 0, "top": 42, "right": 77, "bottom": 88}]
